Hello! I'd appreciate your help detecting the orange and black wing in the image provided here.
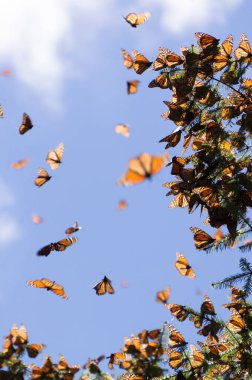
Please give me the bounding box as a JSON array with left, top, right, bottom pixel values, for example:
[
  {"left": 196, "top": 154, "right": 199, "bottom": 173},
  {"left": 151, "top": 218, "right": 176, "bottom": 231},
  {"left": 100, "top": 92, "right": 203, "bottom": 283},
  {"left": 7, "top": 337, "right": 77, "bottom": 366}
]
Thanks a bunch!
[
  {"left": 37, "top": 243, "right": 54, "bottom": 257},
  {"left": 127, "top": 80, "right": 140, "bottom": 94},
  {"left": 11, "top": 157, "right": 29, "bottom": 169},
  {"left": 26, "top": 344, "right": 46, "bottom": 358},
  {"left": 65, "top": 222, "right": 81, "bottom": 235},
  {"left": 190, "top": 227, "right": 215, "bottom": 249},
  {"left": 175, "top": 252, "right": 195, "bottom": 279},
  {"left": 121, "top": 49, "right": 133, "bottom": 69},
  {"left": 19, "top": 113, "right": 33, "bottom": 135},
  {"left": 51, "top": 283, "right": 69, "bottom": 299},
  {"left": 53, "top": 237, "right": 78, "bottom": 251},
  {"left": 156, "top": 288, "right": 170, "bottom": 303},
  {"left": 34, "top": 168, "right": 51, "bottom": 187},
  {"left": 93, "top": 276, "right": 115, "bottom": 295},
  {"left": 132, "top": 50, "right": 152, "bottom": 74},
  {"left": 46, "top": 143, "right": 64, "bottom": 170}
]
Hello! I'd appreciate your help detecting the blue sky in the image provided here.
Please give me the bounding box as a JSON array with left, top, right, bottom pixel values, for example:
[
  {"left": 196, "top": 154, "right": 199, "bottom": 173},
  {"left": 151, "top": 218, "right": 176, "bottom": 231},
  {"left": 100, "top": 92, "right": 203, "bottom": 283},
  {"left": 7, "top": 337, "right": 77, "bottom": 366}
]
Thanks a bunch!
[{"left": 0, "top": 0, "right": 251, "bottom": 374}]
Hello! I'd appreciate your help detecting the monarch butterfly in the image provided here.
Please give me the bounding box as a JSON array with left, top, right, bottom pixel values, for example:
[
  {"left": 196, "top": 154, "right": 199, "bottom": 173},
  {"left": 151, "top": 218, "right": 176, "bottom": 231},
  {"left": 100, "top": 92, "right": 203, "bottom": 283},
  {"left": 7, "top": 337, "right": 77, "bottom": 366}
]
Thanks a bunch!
[
  {"left": 193, "top": 187, "right": 217, "bottom": 206},
  {"left": 200, "top": 295, "right": 216, "bottom": 315},
  {"left": 117, "top": 200, "right": 128, "bottom": 210},
  {"left": 83, "top": 355, "right": 105, "bottom": 374},
  {"left": 93, "top": 276, "right": 115, "bottom": 295},
  {"left": 226, "top": 309, "right": 245, "bottom": 332},
  {"left": 190, "top": 345, "right": 205, "bottom": 368},
  {"left": 234, "top": 34, "right": 252, "bottom": 63},
  {"left": 108, "top": 352, "right": 132, "bottom": 369},
  {"left": 37, "top": 237, "right": 78, "bottom": 256},
  {"left": 159, "top": 130, "right": 182, "bottom": 149},
  {"left": 132, "top": 50, "right": 152, "bottom": 74},
  {"left": 156, "top": 287, "right": 170, "bottom": 303},
  {"left": 115, "top": 123, "right": 130, "bottom": 137},
  {"left": 32, "top": 213, "right": 43, "bottom": 224},
  {"left": 190, "top": 227, "right": 215, "bottom": 249},
  {"left": 167, "top": 349, "right": 184, "bottom": 369},
  {"left": 11, "top": 157, "right": 29, "bottom": 169},
  {"left": 31, "top": 355, "right": 54, "bottom": 378},
  {"left": 121, "top": 48, "right": 134, "bottom": 69},
  {"left": 121, "top": 375, "right": 144, "bottom": 380},
  {"left": 46, "top": 142, "right": 64, "bottom": 170},
  {"left": 170, "top": 156, "right": 187, "bottom": 175},
  {"left": 26, "top": 343, "right": 46, "bottom": 358},
  {"left": 165, "top": 304, "right": 189, "bottom": 321},
  {"left": 124, "top": 12, "right": 151, "bottom": 27},
  {"left": 57, "top": 355, "right": 80, "bottom": 374},
  {"left": 117, "top": 153, "right": 169, "bottom": 186},
  {"left": 65, "top": 222, "right": 82, "bottom": 235},
  {"left": 27, "top": 278, "right": 69, "bottom": 299},
  {"left": 167, "top": 325, "right": 186, "bottom": 347},
  {"left": 169, "top": 193, "right": 189, "bottom": 208},
  {"left": 214, "top": 34, "right": 233, "bottom": 71},
  {"left": 148, "top": 72, "right": 170, "bottom": 89},
  {"left": 153, "top": 48, "right": 183, "bottom": 70},
  {"left": 34, "top": 167, "right": 51, "bottom": 187},
  {"left": 195, "top": 32, "right": 219, "bottom": 52},
  {"left": 10, "top": 324, "right": 28, "bottom": 345},
  {"left": 19, "top": 113, "right": 33, "bottom": 135},
  {"left": 230, "top": 286, "right": 245, "bottom": 301},
  {"left": 175, "top": 252, "right": 196, "bottom": 279},
  {"left": 127, "top": 80, "right": 140, "bottom": 94}
]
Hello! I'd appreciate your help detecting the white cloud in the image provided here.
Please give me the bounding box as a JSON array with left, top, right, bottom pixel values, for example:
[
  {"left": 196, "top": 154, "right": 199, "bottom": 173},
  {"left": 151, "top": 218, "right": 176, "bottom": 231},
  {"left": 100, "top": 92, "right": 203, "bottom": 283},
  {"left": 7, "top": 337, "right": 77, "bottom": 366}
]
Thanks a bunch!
[
  {"left": 0, "top": 213, "right": 20, "bottom": 248},
  {"left": 143, "top": 0, "right": 243, "bottom": 34},
  {"left": 0, "top": 0, "right": 243, "bottom": 105},
  {"left": 0, "top": 179, "right": 15, "bottom": 207},
  {"left": 0, "top": 0, "right": 115, "bottom": 107},
  {"left": 0, "top": 179, "right": 20, "bottom": 249}
]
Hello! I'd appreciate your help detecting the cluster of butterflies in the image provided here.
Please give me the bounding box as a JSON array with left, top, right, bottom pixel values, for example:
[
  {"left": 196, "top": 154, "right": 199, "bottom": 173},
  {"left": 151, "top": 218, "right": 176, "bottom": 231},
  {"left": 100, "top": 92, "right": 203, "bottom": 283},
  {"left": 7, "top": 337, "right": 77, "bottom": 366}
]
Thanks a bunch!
[{"left": 1, "top": 323, "right": 80, "bottom": 379}]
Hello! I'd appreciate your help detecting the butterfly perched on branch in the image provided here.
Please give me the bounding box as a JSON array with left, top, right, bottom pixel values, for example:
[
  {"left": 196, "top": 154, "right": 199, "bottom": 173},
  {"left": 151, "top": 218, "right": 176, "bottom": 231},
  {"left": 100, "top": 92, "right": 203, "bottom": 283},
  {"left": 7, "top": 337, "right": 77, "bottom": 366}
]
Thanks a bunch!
[{"left": 37, "top": 237, "right": 78, "bottom": 256}]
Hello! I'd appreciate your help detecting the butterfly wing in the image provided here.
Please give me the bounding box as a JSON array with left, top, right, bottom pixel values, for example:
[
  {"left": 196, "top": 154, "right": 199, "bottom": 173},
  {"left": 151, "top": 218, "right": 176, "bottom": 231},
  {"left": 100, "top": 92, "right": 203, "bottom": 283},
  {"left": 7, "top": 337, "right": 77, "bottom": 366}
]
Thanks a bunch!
[
  {"left": 104, "top": 276, "right": 115, "bottom": 294},
  {"left": 27, "top": 279, "right": 48, "bottom": 288},
  {"left": 127, "top": 80, "right": 140, "bottom": 94},
  {"left": 156, "top": 288, "right": 170, "bottom": 303},
  {"left": 93, "top": 276, "right": 114, "bottom": 295},
  {"left": 190, "top": 227, "right": 215, "bottom": 249},
  {"left": 121, "top": 49, "right": 133, "bottom": 69},
  {"left": 124, "top": 12, "right": 151, "bottom": 27},
  {"left": 132, "top": 50, "right": 152, "bottom": 74},
  {"left": 34, "top": 168, "right": 51, "bottom": 187},
  {"left": 11, "top": 158, "right": 29, "bottom": 169},
  {"left": 19, "top": 113, "right": 33, "bottom": 135},
  {"left": 26, "top": 344, "right": 46, "bottom": 358},
  {"left": 54, "top": 237, "right": 78, "bottom": 251},
  {"left": 46, "top": 143, "right": 64, "bottom": 170},
  {"left": 115, "top": 124, "right": 130, "bottom": 137},
  {"left": 37, "top": 243, "right": 54, "bottom": 256},
  {"left": 175, "top": 252, "right": 195, "bottom": 279},
  {"left": 51, "top": 283, "right": 69, "bottom": 299}
]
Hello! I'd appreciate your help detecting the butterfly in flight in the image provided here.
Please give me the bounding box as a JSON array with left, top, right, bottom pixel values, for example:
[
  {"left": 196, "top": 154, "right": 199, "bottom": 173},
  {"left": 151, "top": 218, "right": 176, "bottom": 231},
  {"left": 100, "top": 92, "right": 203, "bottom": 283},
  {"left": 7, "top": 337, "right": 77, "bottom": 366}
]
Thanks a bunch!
[
  {"left": 117, "top": 200, "right": 128, "bottom": 210},
  {"left": 175, "top": 252, "right": 196, "bottom": 279},
  {"left": 132, "top": 50, "right": 152, "bottom": 74},
  {"left": 121, "top": 49, "right": 134, "bottom": 69},
  {"left": 127, "top": 80, "right": 140, "bottom": 94},
  {"left": 11, "top": 157, "right": 29, "bottom": 169},
  {"left": 34, "top": 168, "right": 51, "bottom": 187},
  {"left": 32, "top": 213, "right": 43, "bottom": 224},
  {"left": 37, "top": 237, "right": 78, "bottom": 256},
  {"left": 124, "top": 12, "right": 151, "bottom": 28},
  {"left": 115, "top": 123, "right": 130, "bottom": 137},
  {"left": 46, "top": 142, "right": 64, "bottom": 170},
  {"left": 26, "top": 343, "right": 46, "bottom": 358},
  {"left": 156, "top": 288, "right": 170, "bottom": 303},
  {"left": 93, "top": 276, "right": 115, "bottom": 295},
  {"left": 27, "top": 278, "right": 69, "bottom": 299},
  {"left": 19, "top": 113, "right": 33, "bottom": 135},
  {"left": 117, "top": 153, "right": 169, "bottom": 186},
  {"left": 65, "top": 222, "right": 82, "bottom": 235}
]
